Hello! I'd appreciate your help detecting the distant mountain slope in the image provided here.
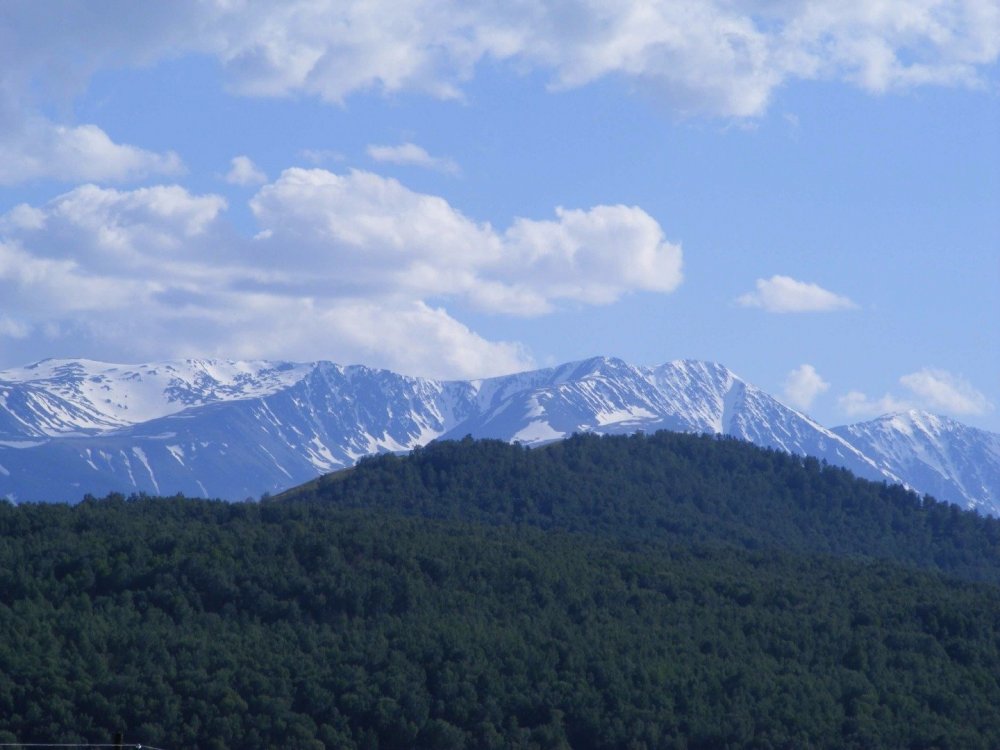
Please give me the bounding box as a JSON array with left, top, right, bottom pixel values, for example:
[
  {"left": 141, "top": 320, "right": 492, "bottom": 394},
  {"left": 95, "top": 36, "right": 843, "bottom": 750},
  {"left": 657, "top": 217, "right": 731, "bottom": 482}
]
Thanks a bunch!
[
  {"left": 0, "top": 356, "right": 997, "bottom": 511},
  {"left": 834, "top": 411, "right": 1000, "bottom": 515},
  {"left": 0, "top": 360, "right": 477, "bottom": 500},
  {"left": 0, "top": 358, "right": 313, "bottom": 438},
  {"left": 441, "top": 358, "right": 889, "bottom": 486}
]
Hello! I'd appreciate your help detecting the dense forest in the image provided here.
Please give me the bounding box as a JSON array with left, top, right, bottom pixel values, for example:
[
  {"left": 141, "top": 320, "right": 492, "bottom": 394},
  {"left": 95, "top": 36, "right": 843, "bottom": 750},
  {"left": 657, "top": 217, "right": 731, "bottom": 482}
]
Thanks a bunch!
[
  {"left": 1, "top": 432, "right": 999, "bottom": 748},
  {"left": 282, "top": 432, "right": 1000, "bottom": 583}
]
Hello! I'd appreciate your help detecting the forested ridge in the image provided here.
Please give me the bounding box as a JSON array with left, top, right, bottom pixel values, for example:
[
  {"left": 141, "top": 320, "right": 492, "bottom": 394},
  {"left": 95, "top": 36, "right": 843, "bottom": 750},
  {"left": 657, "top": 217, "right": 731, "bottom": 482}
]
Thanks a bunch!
[
  {"left": 283, "top": 432, "right": 1000, "bottom": 583},
  {"left": 1, "top": 432, "right": 1000, "bottom": 748}
]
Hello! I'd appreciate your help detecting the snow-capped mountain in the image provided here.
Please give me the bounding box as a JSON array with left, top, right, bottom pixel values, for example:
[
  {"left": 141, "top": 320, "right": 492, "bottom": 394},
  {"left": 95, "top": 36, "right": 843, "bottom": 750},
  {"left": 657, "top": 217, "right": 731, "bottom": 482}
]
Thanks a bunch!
[
  {"left": 439, "top": 358, "right": 889, "bottom": 485},
  {"left": 0, "top": 358, "right": 314, "bottom": 438},
  {"left": 834, "top": 411, "right": 1000, "bottom": 516},
  {"left": 0, "top": 356, "right": 995, "bottom": 514},
  {"left": 0, "top": 359, "right": 476, "bottom": 501}
]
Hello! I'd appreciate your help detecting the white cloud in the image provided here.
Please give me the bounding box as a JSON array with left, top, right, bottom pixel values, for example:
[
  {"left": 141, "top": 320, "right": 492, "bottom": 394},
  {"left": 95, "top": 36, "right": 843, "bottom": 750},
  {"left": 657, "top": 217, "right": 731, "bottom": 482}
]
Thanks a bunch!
[
  {"left": 777, "top": 0, "right": 1000, "bottom": 94},
  {"left": 12, "top": 184, "right": 229, "bottom": 275},
  {"left": 838, "top": 390, "right": 913, "bottom": 418},
  {"left": 0, "top": 171, "right": 682, "bottom": 378},
  {"left": 367, "top": 143, "right": 460, "bottom": 175},
  {"left": 0, "top": 0, "right": 993, "bottom": 174},
  {"left": 198, "top": 1, "right": 1000, "bottom": 117},
  {"left": 782, "top": 364, "right": 830, "bottom": 410},
  {"left": 247, "top": 168, "right": 497, "bottom": 284},
  {"left": 838, "top": 368, "right": 993, "bottom": 419},
  {"left": 248, "top": 168, "right": 683, "bottom": 314},
  {"left": 502, "top": 204, "right": 683, "bottom": 307},
  {"left": 172, "top": 295, "right": 532, "bottom": 379},
  {"left": 0, "top": 0, "right": 994, "bottom": 183},
  {"left": 737, "top": 275, "right": 857, "bottom": 313},
  {"left": 0, "top": 185, "right": 229, "bottom": 321},
  {"left": 0, "top": 115, "right": 183, "bottom": 186},
  {"left": 0, "top": 1, "right": 194, "bottom": 185},
  {"left": 0, "top": 240, "right": 146, "bottom": 315},
  {"left": 234, "top": 1, "right": 999, "bottom": 114},
  {"left": 899, "top": 368, "right": 993, "bottom": 415},
  {"left": 225, "top": 156, "right": 267, "bottom": 186},
  {"left": 0, "top": 204, "right": 46, "bottom": 231},
  {"left": 0, "top": 316, "right": 30, "bottom": 339},
  {"left": 216, "top": 298, "right": 531, "bottom": 377}
]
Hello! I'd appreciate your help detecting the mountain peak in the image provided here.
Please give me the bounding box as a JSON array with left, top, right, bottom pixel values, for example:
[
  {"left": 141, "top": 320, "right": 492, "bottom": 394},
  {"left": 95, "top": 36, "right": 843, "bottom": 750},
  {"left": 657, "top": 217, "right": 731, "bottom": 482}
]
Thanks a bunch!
[
  {"left": 553, "top": 355, "right": 632, "bottom": 379},
  {"left": 833, "top": 410, "right": 1000, "bottom": 515},
  {"left": 886, "top": 410, "right": 948, "bottom": 435},
  {"left": 850, "top": 409, "right": 991, "bottom": 439}
]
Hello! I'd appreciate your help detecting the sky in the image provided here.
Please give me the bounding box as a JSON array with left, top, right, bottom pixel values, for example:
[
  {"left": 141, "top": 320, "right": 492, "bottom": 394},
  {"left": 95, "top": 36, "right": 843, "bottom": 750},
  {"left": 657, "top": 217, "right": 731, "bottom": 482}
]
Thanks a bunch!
[{"left": 0, "top": 0, "right": 997, "bottom": 431}]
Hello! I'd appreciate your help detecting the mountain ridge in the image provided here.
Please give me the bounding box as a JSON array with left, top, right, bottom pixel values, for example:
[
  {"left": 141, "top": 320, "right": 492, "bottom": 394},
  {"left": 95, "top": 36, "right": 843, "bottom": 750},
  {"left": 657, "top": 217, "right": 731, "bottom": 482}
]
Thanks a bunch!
[
  {"left": 0, "top": 355, "right": 996, "bottom": 512},
  {"left": 834, "top": 409, "right": 1000, "bottom": 516}
]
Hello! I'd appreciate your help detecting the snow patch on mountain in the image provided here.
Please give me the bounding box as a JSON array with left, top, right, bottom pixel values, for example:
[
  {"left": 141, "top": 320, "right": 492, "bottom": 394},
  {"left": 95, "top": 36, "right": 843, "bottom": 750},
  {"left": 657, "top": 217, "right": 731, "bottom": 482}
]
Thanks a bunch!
[{"left": 0, "top": 358, "right": 313, "bottom": 436}]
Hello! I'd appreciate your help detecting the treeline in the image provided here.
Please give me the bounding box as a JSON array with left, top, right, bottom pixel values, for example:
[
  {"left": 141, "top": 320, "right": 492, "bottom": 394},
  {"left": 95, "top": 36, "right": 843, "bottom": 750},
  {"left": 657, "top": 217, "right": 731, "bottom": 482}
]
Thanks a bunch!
[
  {"left": 1, "top": 432, "right": 1000, "bottom": 747},
  {"left": 283, "top": 431, "right": 1000, "bottom": 583}
]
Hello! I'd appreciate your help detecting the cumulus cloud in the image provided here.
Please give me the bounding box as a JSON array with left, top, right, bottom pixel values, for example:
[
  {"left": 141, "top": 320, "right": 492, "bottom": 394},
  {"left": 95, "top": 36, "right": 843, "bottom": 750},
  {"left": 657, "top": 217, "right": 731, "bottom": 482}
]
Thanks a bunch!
[
  {"left": 0, "top": 1, "right": 198, "bottom": 185},
  {"left": 367, "top": 143, "right": 460, "bottom": 175},
  {"left": 736, "top": 275, "right": 857, "bottom": 313},
  {"left": 0, "top": 195, "right": 528, "bottom": 378},
  {"left": 7, "top": 184, "right": 229, "bottom": 279},
  {"left": 0, "top": 114, "right": 183, "bottom": 186},
  {"left": 0, "top": 316, "right": 30, "bottom": 339},
  {"left": 0, "top": 170, "right": 682, "bottom": 378},
  {"left": 0, "top": 204, "right": 46, "bottom": 232},
  {"left": 899, "top": 368, "right": 993, "bottom": 415},
  {"left": 225, "top": 156, "right": 267, "bottom": 186},
  {"left": 782, "top": 364, "right": 830, "bottom": 410},
  {"left": 838, "top": 390, "right": 913, "bottom": 418},
  {"left": 0, "top": 0, "right": 993, "bottom": 183},
  {"left": 215, "top": 298, "right": 531, "bottom": 377},
  {"left": 248, "top": 168, "right": 683, "bottom": 315},
  {"left": 776, "top": 0, "right": 1000, "bottom": 94},
  {"left": 197, "top": 1, "right": 1000, "bottom": 117},
  {"left": 0, "top": 0, "right": 994, "bottom": 183},
  {"left": 838, "top": 368, "right": 993, "bottom": 418},
  {"left": 0, "top": 185, "right": 229, "bottom": 318}
]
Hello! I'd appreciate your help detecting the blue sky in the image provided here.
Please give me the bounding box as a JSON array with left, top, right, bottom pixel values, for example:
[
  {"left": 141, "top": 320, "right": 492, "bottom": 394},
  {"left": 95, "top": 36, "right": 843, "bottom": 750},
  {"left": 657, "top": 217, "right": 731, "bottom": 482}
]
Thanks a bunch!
[{"left": 0, "top": 1, "right": 997, "bottom": 430}]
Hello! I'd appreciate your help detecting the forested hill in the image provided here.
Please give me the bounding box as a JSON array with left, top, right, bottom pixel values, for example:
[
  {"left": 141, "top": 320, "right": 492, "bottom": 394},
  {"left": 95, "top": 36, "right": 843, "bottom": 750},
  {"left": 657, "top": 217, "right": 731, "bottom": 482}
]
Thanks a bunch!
[
  {"left": 3, "top": 495, "right": 1000, "bottom": 748},
  {"left": 4, "top": 433, "right": 1000, "bottom": 747},
  {"left": 278, "top": 431, "right": 1000, "bottom": 584}
]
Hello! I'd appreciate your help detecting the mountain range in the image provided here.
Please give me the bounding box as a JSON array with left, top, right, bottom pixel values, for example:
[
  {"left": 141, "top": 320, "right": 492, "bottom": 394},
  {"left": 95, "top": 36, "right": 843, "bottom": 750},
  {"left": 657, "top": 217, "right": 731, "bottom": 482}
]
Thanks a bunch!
[{"left": 0, "top": 356, "right": 997, "bottom": 513}]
